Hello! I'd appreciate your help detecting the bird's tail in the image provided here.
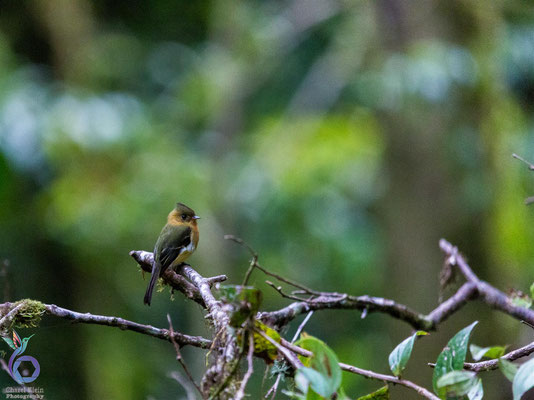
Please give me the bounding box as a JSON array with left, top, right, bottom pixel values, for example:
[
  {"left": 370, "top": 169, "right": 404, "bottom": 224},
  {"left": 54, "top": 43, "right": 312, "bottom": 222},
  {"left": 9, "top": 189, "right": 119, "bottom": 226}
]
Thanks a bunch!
[{"left": 144, "top": 262, "right": 161, "bottom": 306}]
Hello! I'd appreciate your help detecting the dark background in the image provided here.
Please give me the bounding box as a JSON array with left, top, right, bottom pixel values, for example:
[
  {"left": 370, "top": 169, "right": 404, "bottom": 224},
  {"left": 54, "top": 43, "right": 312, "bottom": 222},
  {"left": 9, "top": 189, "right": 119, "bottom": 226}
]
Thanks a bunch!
[{"left": 1, "top": 1, "right": 534, "bottom": 399}]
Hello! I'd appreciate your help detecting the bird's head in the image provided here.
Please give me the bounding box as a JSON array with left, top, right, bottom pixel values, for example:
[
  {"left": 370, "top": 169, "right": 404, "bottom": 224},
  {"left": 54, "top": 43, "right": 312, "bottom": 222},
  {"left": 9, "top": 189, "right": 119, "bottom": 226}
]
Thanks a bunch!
[
  {"left": 20, "top": 334, "right": 34, "bottom": 351},
  {"left": 22, "top": 335, "right": 33, "bottom": 344},
  {"left": 169, "top": 203, "right": 200, "bottom": 226}
]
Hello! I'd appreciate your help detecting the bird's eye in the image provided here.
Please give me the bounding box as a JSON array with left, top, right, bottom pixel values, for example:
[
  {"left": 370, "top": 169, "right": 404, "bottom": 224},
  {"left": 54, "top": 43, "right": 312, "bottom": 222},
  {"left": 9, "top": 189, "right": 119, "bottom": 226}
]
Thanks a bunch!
[{"left": 181, "top": 214, "right": 187, "bottom": 221}]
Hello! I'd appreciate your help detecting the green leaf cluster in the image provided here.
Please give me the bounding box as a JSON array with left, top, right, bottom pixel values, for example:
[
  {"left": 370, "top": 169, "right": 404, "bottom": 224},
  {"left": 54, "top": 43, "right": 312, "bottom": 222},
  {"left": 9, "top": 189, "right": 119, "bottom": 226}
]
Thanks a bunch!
[
  {"left": 469, "top": 344, "right": 506, "bottom": 361},
  {"left": 295, "top": 336, "right": 342, "bottom": 398},
  {"left": 433, "top": 321, "right": 480, "bottom": 399},
  {"left": 218, "top": 284, "right": 262, "bottom": 327}
]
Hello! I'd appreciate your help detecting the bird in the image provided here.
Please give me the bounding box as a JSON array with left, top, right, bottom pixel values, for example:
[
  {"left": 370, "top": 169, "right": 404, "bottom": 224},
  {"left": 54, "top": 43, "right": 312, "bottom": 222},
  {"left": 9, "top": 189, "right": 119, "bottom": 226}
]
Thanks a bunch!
[
  {"left": 144, "top": 202, "right": 200, "bottom": 306},
  {"left": 2, "top": 330, "right": 35, "bottom": 382}
]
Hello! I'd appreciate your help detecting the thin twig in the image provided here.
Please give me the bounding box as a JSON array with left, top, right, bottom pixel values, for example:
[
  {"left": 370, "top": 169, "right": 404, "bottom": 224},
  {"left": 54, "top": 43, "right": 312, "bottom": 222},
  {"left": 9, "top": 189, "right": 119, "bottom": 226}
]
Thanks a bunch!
[
  {"left": 428, "top": 340, "right": 534, "bottom": 372},
  {"left": 260, "top": 293, "right": 432, "bottom": 331},
  {"left": 167, "top": 314, "right": 202, "bottom": 396},
  {"left": 224, "top": 235, "right": 260, "bottom": 286},
  {"left": 439, "top": 239, "right": 534, "bottom": 326},
  {"left": 224, "top": 235, "right": 258, "bottom": 258},
  {"left": 242, "top": 255, "right": 259, "bottom": 287},
  {"left": 339, "top": 362, "right": 439, "bottom": 400},
  {"left": 235, "top": 334, "right": 255, "bottom": 400},
  {"left": 512, "top": 153, "right": 534, "bottom": 170},
  {"left": 254, "top": 328, "right": 303, "bottom": 370},
  {"left": 265, "top": 281, "right": 311, "bottom": 302},
  {"left": 277, "top": 339, "right": 439, "bottom": 400},
  {"left": 169, "top": 371, "right": 197, "bottom": 400},
  {"left": 260, "top": 239, "right": 534, "bottom": 332},
  {"left": 292, "top": 311, "right": 314, "bottom": 342},
  {"left": 225, "top": 235, "right": 319, "bottom": 295},
  {"left": 265, "top": 311, "right": 314, "bottom": 399}
]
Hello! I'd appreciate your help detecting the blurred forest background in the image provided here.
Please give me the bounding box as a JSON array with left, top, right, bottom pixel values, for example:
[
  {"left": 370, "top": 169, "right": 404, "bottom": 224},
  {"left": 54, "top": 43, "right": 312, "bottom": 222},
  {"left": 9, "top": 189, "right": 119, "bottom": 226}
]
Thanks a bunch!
[{"left": 1, "top": 1, "right": 534, "bottom": 399}]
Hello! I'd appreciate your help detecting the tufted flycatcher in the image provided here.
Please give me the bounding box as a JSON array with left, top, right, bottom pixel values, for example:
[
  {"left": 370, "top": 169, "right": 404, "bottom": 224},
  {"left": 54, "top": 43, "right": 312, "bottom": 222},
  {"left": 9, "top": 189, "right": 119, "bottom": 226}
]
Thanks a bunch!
[{"left": 144, "top": 203, "right": 200, "bottom": 306}]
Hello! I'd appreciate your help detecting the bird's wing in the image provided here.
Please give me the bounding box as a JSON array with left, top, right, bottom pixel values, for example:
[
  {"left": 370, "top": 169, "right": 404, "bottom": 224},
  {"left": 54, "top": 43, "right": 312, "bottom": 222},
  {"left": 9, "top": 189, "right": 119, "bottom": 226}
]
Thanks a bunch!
[
  {"left": 155, "top": 225, "right": 192, "bottom": 270},
  {"left": 1, "top": 336, "right": 15, "bottom": 350},
  {"left": 12, "top": 331, "right": 21, "bottom": 348}
]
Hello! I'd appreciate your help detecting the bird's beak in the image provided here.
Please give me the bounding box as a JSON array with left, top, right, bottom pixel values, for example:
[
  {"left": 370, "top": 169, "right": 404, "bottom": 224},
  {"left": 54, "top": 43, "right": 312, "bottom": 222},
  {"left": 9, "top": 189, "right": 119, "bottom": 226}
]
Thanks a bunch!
[
  {"left": 27, "top": 334, "right": 34, "bottom": 340},
  {"left": 193, "top": 215, "right": 200, "bottom": 220}
]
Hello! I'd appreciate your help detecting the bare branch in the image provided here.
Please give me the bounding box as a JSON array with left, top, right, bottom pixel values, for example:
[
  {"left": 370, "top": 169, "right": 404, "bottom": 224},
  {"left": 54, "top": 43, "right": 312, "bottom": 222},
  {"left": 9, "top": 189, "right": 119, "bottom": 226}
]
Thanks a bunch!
[
  {"left": 226, "top": 235, "right": 319, "bottom": 294},
  {"left": 439, "top": 239, "right": 534, "bottom": 326},
  {"left": 265, "top": 311, "right": 314, "bottom": 399},
  {"left": 292, "top": 311, "right": 314, "bottom": 342},
  {"left": 130, "top": 250, "right": 205, "bottom": 305},
  {"left": 43, "top": 303, "right": 211, "bottom": 349},
  {"left": 254, "top": 328, "right": 303, "bottom": 370},
  {"left": 0, "top": 303, "right": 25, "bottom": 333},
  {"left": 512, "top": 153, "right": 534, "bottom": 170},
  {"left": 339, "top": 362, "right": 440, "bottom": 400},
  {"left": 428, "top": 340, "right": 534, "bottom": 372},
  {"left": 426, "top": 282, "right": 478, "bottom": 325},
  {"left": 181, "top": 265, "right": 229, "bottom": 331},
  {"left": 235, "top": 334, "right": 255, "bottom": 400},
  {"left": 167, "top": 314, "right": 202, "bottom": 396},
  {"left": 265, "top": 281, "right": 311, "bottom": 302},
  {"left": 261, "top": 240, "right": 534, "bottom": 334},
  {"left": 260, "top": 293, "right": 433, "bottom": 331},
  {"left": 168, "top": 371, "right": 197, "bottom": 400}
]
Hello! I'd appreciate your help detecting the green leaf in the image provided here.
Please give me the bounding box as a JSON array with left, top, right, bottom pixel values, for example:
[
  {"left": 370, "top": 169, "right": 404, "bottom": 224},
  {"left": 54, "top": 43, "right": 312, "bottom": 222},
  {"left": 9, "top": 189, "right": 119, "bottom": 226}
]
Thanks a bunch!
[
  {"left": 467, "top": 378, "right": 483, "bottom": 400},
  {"left": 510, "top": 291, "right": 532, "bottom": 308},
  {"left": 433, "top": 321, "right": 478, "bottom": 398},
  {"left": 513, "top": 357, "right": 534, "bottom": 400},
  {"left": 218, "top": 285, "right": 262, "bottom": 327},
  {"left": 530, "top": 282, "right": 534, "bottom": 300},
  {"left": 388, "top": 331, "right": 428, "bottom": 377},
  {"left": 299, "top": 368, "right": 332, "bottom": 399},
  {"left": 356, "top": 386, "right": 389, "bottom": 400},
  {"left": 436, "top": 370, "right": 478, "bottom": 397},
  {"left": 294, "top": 336, "right": 342, "bottom": 398},
  {"left": 499, "top": 358, "right": 519, "bottom": 382},
  {"left": 470, "top": 344, "right": 506, "bottom": 361}
]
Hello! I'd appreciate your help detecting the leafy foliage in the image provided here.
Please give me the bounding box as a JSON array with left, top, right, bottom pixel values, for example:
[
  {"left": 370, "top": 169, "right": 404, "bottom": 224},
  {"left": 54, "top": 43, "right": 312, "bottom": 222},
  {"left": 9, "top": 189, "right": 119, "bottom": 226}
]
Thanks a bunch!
[
  {"left": 436, "top": 370, "right": 478, "bottom": 397},
  {"left": 218, "top": 284, "right": 262, "bottom": 327},
  {"left": 469, "top": 344, "right": 507, "bottom": 361},
  {"left": 499, "top": 358, "right": 519, "bottom": 382},
  {"left": 512, "top": 357, "right": 534, "bottom": 400},
  {"left": 294, "top": 336, "right": 342, "bottom": 398},
  {"left": 433, "top": 321, "right": 478, "bottom": 399},
  {"left": 388, "top": 331, "right": 428, "bottom": 377}
]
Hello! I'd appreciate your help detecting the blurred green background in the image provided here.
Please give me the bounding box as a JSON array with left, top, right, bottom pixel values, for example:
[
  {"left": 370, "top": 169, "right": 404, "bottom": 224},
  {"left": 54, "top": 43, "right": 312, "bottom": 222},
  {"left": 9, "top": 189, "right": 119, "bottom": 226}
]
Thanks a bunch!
[{"left": 1, "top": 1, "right": 534, "bottom": 399}]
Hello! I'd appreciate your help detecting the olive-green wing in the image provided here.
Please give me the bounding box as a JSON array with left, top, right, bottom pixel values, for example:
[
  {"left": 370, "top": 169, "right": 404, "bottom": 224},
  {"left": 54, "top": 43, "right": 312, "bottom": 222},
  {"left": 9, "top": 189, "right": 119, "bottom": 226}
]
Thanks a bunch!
[{"left": 155, "top": 225, "right": 192, "bottom": 270}]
